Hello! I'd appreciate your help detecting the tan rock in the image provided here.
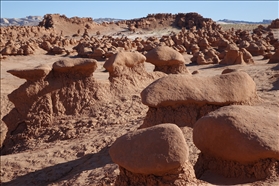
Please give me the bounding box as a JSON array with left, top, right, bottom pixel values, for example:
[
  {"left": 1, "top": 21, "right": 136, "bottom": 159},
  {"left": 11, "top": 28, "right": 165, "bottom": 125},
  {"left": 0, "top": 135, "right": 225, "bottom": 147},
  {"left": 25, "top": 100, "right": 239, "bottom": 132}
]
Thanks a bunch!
[
  {"left": 109, "top": 123, "right": 189, "bottom": 176},
  {"left": 7, "top": 64, "right": 51, "bottom": 82},
  {"left": 103, "top": 51, "right": 146, "bottom": 78},
  {"left": 145, "top": 45, "right": 185, "bottom": 66},
  {"left": 140, "top": 72, "right": 258, "bottom": 128},
  {"left": 193, "top": 105, "right": 279, "bottom": 163},
  {"left": 220, "top": 43, "right": 246, "bottom": 65},
  {"left": 145, "top": 45, "right": 190, "bottom": 74},
  {"left": 240, "top": 48, "right": 254, "bottom": 64},
  {"left": 52, "top": 58, "right": 97, "bottom": 76},
  {"left": 141, "top": 71, "right": 257, "bottom": 108}
]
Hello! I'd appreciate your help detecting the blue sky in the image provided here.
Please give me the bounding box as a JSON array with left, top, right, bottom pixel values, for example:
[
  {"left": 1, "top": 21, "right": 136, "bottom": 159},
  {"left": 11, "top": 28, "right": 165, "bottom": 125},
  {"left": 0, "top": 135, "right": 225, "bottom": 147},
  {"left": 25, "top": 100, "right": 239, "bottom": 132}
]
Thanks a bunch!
[{"left": 1, "top": 1, "right": 278, "bottom": 22}]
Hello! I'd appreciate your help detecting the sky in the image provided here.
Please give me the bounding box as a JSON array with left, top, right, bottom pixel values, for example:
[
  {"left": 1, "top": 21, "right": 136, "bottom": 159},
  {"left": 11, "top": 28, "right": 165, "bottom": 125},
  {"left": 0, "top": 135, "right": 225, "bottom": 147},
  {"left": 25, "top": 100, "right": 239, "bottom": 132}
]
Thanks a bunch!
[{"left": 1, "top": 1, "right": 278, "bottom": 22}]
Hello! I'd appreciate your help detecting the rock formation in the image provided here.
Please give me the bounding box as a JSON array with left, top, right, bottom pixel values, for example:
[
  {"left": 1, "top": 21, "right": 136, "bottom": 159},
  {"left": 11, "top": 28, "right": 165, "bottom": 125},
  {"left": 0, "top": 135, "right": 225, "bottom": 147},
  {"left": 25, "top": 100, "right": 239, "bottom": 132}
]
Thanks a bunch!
[
  {"left": 2, "top": 59, "right": 109, "bottom": 152},
  {"left": 268, "top": 49, "right": 279, "bottom": 63},
  {"left": 110, "top": 123, "right": 196, "bottom": 185},
  {"left": 145, "top": 45, "right": 190, "bottom": 74},
  {"left": 220, "top": 43, "right": 246, "bottom": 65},
  {"left": 193, "top": 105, "right": 279, "bottom": 180},
  {"left": 269, "top": 18, "right": 279, "bottom": 29},
  {"left": 103, "top": 51, "right": 165, "bottom": 94},
  {"left": 140, "top": 71, "right": 258, "bottom": 128}
]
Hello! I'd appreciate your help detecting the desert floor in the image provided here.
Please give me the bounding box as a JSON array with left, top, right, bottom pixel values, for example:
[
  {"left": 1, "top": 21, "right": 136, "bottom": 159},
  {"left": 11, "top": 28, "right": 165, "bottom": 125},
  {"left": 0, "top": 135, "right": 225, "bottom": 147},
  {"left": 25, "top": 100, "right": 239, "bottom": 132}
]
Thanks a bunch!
[{"left": 1, "top": 27, "right": 279, "bottom": 186}]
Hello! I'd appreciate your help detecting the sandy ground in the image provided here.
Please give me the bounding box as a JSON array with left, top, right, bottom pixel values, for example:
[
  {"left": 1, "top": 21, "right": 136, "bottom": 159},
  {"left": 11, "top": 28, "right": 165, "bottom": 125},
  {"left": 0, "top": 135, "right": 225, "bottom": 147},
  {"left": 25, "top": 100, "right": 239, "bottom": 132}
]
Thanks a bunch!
[{"left": 1, "top": 27, "right": 279, "bottom": 185}]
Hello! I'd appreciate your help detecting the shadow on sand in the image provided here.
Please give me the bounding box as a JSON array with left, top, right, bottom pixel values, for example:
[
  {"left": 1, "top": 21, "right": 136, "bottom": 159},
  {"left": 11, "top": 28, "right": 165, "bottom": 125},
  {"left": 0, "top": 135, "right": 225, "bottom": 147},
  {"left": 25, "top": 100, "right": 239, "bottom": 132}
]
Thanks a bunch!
[
  {"left": 186, "top": 63, "right": 226, "bottom": 70},
  {"left": 270, "top": 64, "right": 279, "bottom": 90},
  {"left": 2, "top": 146, "right": 113, "bottom": 186}
]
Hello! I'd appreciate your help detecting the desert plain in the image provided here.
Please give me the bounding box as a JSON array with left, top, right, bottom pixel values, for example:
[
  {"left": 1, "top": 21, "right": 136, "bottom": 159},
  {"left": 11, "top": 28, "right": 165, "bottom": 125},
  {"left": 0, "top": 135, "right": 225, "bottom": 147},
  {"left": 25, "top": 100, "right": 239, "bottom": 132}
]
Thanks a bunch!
[{"left": 0, "top": 13, "right": 279, "bottom": 185}]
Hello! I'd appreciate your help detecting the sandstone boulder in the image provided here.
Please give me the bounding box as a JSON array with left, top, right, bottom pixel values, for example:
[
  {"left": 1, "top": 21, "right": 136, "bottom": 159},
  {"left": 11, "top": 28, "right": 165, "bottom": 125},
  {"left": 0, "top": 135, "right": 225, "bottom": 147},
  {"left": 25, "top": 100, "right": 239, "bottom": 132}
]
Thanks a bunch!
[
  {"left": 103, "top": 51, "right": 146, "bottom": 78},
  {"left": 145, "top": 45, "right": 190, "bottom": 74},
  {"left": 141, "top": 71, "right": 257, "bottom": 108},
  {"left": 246, "top": 42, "right": 266, "bottom": 56},
  {"left": 240, "top": 48, "right": 254, "bottom": 64},
  {"left": 103, "top": 51, "right": 165, "bottom": 94},
  {"left": 220, "top": 43, "right": 246, "bottom": 65},
  {"left": 7, "top": 64, "right": 51, "bottom": 82},
  {"left": 268, "top": 49, "right": 279, "bottom": 63},
  {"left": 52, "top": 58, "right": 97, "bottom": 76},
  {"left": 140, "top": 71, "right": 258, "bottom": 128},
  {"left": 109, "top": 123, "right": 189, "bottom": 176},
  {"left": 193, "top": 105, "right": 279, "bottom": 163}
]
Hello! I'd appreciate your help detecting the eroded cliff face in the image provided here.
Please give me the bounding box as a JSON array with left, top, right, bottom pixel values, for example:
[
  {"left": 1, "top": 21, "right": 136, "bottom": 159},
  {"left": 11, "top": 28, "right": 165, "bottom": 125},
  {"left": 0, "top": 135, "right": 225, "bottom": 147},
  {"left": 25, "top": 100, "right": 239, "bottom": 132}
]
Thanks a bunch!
[{"left": 38, "top": 14, "right": 96, "bottom": 29}]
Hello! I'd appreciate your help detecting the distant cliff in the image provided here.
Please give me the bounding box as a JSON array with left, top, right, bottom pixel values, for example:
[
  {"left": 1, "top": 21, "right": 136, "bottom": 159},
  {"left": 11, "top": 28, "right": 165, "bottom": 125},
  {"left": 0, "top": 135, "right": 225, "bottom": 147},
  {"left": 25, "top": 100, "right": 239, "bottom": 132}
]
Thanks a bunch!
[
  {"left": 0, "top": 16, "right": 43, "bottom": 26},
  {"left": 0, "top": 15, "right": 273, "bottom": 27},
  {"left": 0, "top": 16, "right": 123, "bottom": 27},
  {"left": 217, "top": 19, "right": 272, "bottom": 24}
]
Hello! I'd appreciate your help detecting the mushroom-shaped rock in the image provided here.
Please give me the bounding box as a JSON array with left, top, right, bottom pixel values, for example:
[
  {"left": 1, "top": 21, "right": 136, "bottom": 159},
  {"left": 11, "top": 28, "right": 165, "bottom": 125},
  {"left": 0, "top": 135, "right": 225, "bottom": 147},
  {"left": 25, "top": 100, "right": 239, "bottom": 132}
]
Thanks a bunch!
[
  {"left": 193, "top": 105, "right": 279, "bottom": 163},
  {"left": 103, "top": 51, "right": 146, "bottom": 78},
  {"left": 268, "top": 49, "right": 279, "bottom": 63},
  {"left": 2, "top": 58, "right": 109, "bottom": 153},
  {"left": 140, "top": 72, "right": 258, "bottom": 128},
  {"left": 141, "top": 71, "right": 257, "bottom": 108},
  {"left": 220, "top": 43, "right": 245, "bottom": 65},
  {"left": 52, "top": 58, "right": 97, "bottom": 76},
  {"left": 103, "top": 50, "right": 165, "bottom": 94},
  {"left": 190, "top": 44, "right": 200, "bottom": 54},
  {"left": 7, "top": 64, "right": 51, "bottom": 82},
  {"left": 240, "top": 48, "right": 254, "bottom": 64},
  {"left": 109, "top": 123, "right": 189, "bottom": 176},
  {"left": 145, "top": 45, "right": 190, "bottom": 74},
  {"left": 246, "top": 42, "right": 266, "bottom": 56}
]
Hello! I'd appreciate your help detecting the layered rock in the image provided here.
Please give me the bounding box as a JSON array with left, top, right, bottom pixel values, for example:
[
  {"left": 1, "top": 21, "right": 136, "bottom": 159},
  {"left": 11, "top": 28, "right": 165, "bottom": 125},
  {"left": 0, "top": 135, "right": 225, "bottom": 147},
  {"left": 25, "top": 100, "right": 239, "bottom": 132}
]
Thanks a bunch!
[{"left": 2, "top": 59, "right": 108, "bottom": 152}]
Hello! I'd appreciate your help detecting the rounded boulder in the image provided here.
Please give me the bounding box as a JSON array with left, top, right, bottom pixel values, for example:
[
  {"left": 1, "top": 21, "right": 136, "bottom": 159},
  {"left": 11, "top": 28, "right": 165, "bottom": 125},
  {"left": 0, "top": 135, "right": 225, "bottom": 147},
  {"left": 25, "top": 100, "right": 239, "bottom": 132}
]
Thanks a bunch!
[
  {"left": 145, "top": 45, "right": 185, "bottom": 66},
  {"left": 193, "top": 105, "right": 279, "bottom": 163},
  {"left": 52, "top": 58, "right": 97, "bottom": 76},
  {"left": 109, "top": 123, "right": 189, "bottom": 176},
  {"left": 141, "top": 71, "right": 257, "bottom": 107},
  {"left": 103, "top": 51, "right": 146, "bottom": 73}
]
